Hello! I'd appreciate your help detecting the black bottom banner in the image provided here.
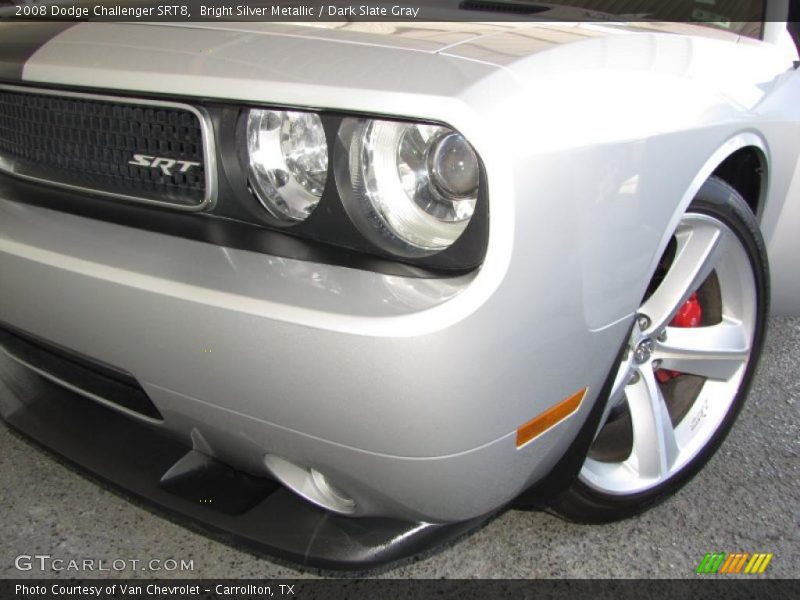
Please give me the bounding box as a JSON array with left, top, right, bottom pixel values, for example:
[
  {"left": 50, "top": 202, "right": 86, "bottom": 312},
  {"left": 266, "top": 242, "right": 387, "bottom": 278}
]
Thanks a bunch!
[{"left": 3, "top": 579, "right": 799, "bottom": 600}]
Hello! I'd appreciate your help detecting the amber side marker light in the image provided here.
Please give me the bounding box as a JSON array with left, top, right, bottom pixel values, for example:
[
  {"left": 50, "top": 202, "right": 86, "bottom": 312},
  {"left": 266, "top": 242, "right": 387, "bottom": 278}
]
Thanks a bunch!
[{"left": 516, "top": 387, "right": 588, "bottom": 448}]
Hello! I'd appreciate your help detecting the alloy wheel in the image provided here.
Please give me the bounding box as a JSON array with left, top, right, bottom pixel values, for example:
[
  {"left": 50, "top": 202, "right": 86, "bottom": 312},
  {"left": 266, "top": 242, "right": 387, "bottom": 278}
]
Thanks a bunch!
[{"left": 579, "top": 213, "right": 757, "bottom": 495}]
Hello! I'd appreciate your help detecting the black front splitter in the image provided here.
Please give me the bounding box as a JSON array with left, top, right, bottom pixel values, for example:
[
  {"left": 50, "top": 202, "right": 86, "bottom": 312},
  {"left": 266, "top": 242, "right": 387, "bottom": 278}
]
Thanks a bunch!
[{"left": 0, "top": 353, "right": 488, "bottom": 571}]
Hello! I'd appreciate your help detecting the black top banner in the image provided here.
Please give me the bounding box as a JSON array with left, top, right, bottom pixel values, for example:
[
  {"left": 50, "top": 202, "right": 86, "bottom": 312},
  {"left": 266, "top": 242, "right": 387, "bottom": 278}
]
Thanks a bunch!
[{"left": 0, "top": 0, "right": 778, "bottom": 28}]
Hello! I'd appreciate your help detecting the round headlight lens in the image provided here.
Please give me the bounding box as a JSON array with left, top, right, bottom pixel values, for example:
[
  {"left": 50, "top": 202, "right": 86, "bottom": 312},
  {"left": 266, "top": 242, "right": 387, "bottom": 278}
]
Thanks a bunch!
[
  {"left": 246, "top": 109, "right": 328, "bottom": 223},
  {"left": 429, "top": 133, "right": 480, "bottom": 199},
  {"left": 337, "top": 119, "right": 479, "bottom": 256}
]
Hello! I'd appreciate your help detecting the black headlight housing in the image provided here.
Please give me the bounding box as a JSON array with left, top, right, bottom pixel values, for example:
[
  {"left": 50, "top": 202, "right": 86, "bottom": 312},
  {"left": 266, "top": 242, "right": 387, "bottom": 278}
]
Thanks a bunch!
[{"left": 217, "top": 105, "right": 489, "bottom": 274}]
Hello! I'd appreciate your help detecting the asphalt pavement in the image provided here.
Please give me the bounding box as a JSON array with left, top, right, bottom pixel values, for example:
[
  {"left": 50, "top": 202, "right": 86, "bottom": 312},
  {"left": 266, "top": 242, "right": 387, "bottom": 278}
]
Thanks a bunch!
[{"left": 1, "top": 317, "right": 797, "bottom": 579}]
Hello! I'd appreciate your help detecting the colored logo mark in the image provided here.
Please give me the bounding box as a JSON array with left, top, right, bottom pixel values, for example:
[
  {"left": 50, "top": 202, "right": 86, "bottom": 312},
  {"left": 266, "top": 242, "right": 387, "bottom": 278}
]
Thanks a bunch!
[{"left": 696, "top": 552, "right": 773, "bottom": 574}]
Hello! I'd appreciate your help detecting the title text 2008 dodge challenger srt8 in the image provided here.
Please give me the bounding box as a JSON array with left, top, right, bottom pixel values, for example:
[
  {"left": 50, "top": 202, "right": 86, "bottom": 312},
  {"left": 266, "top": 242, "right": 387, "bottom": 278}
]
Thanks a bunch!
[{"left": 1, "top": 1, "right": 800, "bottom": 569}]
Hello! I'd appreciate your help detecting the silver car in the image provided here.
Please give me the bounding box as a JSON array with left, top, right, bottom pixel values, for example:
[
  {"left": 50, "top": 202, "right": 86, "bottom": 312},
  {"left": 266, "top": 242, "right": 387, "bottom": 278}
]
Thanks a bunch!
[{"left": 1, "top": 1, "right": 799, "bottom": 569}]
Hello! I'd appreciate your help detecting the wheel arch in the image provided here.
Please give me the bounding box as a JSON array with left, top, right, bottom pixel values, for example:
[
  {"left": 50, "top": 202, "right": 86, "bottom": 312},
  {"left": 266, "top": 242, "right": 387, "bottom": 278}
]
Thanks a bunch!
[
  {"left": 644, "top": 133, "right": 771, "bottom": 293},
  {"left": 711, "top": 145, "right": 769, "bottom": 221}
]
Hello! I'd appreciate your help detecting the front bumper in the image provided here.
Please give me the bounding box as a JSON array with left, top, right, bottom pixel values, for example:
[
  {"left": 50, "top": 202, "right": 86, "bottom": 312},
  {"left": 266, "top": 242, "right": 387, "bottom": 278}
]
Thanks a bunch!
[
  {"left": 0, "top": 353, "right": 488, "bottom": 570},
  {"left": 0, "top": 194, "right": 630, "bottom": 524}
]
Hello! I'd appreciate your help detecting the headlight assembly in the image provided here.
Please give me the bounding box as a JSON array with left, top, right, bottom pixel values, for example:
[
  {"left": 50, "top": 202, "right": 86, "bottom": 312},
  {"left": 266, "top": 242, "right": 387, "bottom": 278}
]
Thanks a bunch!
[
  {"left": 228, "top": 106, "right": 487, "bottom": 273},
  {"left": 245, "top": 109, "right": 328, "bottom": 224},
  {"left": 335, "top": 118, "right": 480, "bottom": 257}
]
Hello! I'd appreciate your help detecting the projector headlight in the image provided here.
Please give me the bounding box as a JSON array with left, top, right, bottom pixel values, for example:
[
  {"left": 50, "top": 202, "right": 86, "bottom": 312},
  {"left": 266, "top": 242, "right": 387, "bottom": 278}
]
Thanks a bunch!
[
  {"left": 336, "top": 118, "right": 480, "bottom": 256},
  {"left": 245, "top": 109, "right": 328, "bottom": 223}
]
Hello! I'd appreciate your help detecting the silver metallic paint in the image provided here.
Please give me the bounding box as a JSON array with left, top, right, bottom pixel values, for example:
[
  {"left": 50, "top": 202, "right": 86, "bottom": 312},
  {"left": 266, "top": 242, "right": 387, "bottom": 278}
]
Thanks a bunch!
[
  {"left": 0, "top": 197, "right": 628, "bottom": 520},
  {"left": 1, "top": 20, "right": 798, "bottom": 521}
]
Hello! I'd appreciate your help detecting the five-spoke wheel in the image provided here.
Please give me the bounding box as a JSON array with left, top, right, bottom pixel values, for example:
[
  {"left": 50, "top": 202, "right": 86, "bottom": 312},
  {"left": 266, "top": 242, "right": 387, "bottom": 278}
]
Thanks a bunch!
[{"left": 552, "top": 177, "right": 768, "bottom": 521}]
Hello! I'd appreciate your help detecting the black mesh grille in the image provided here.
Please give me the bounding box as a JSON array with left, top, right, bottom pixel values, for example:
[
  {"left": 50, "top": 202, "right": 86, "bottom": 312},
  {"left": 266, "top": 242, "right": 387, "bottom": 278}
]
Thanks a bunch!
[{"left": 0, "top": 89, "right": 208, "bottom": 207}]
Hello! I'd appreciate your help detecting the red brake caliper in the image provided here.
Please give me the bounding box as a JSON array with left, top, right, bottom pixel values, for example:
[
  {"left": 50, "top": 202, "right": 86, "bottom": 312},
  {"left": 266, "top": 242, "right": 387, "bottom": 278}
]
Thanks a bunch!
[{"left": 656, "top": 292, "right": 702, "bottom": 383}]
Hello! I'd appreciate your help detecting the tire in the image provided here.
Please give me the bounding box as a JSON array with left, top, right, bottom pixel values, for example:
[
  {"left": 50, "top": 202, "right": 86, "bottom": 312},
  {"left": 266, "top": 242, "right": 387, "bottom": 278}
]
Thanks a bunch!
[{"left": 550, "top": 176, "right": 769, "bottom": 523}]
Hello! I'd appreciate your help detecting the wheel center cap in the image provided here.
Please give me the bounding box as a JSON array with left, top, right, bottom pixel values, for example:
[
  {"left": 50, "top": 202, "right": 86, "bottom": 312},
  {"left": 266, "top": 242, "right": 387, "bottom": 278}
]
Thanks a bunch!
[{"left": 633, "top": 339, "right": 654, "bottom": 364}]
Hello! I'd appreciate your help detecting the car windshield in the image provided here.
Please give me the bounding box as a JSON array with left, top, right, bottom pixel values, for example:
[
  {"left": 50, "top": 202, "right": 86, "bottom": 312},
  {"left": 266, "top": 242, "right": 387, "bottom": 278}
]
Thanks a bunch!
[{"left": 497, "top": 1, "right": 767, "bottom": 38}]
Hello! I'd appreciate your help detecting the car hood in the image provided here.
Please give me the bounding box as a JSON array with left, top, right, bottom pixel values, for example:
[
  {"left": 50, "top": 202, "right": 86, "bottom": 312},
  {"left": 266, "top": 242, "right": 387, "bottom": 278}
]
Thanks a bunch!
[
  {"left": 15, "top": 18, "right": 750, "bottom": 130},
  {"left": 142, "top": 20, "right": 741, "bottom": 65},
  {"left": 144, "top": 21, "right": 516, "bottom": 54}
]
